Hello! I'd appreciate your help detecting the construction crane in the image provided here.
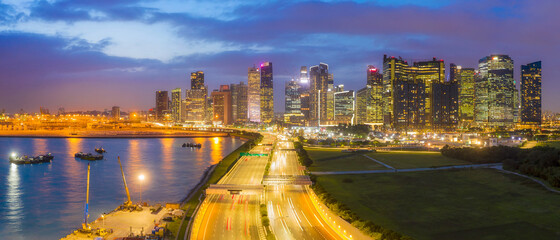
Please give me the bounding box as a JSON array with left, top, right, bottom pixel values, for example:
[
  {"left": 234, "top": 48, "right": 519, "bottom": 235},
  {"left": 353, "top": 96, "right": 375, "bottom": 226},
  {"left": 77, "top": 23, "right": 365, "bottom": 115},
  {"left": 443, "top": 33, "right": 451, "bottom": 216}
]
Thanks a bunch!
[
  {"left": 118, "top": 156, "right": 132, "bottom": 206},
  {"left": 82, "top": 163, "right": 91, "bottom": 231}
]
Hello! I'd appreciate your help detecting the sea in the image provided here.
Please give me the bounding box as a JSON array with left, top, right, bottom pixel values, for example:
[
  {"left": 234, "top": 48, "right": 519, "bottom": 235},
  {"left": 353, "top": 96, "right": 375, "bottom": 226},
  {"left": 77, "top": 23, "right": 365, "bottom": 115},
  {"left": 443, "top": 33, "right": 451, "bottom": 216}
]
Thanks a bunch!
[{"left": 0, "top": 136, "right": 245, "bottom": 239}]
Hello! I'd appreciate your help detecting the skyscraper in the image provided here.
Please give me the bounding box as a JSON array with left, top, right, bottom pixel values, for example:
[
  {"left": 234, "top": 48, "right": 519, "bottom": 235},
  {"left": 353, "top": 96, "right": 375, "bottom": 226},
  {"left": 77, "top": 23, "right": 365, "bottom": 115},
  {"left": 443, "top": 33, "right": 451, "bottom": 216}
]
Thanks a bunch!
[
  {"left": 190, "top": 71, "right": 204, "bottom": 90},
  {"left": 412, "top": 57, "right": 446, "bottom": 129},
  {"left": 309, "top": 63, "right": 330, "bottom": 126},
  {"left": 299, "top": 66, "right": 310, "bottom": 123},
  {"left": 185, "top": 89, "right": 207, "bottom": 123},
  {"left": 383, "top": 55, "right": 410, "bottom": 128},
  {"left": 452, "top": 64, "right": 475, "bottom": 126},
  {"left": 155, "top": 90, "right": 169, "bottom": 121},
  {"left": 211, "top": 85, "right": 232, "bottom": 125},
  {"left": 171, "top": 88, "right": 182, "bottom": 122},
  {"left": 521, "top": 61, "right": 542, "bottom": 126},
  {"left": 111, "top": 106, "right": 120, "bottom": 120},
  {"left": 367, "top": 65, "right": 384, "bottom": 125},
  {"left": 334, "top": 89, "right": 354, "bottom": 125},
  {"left": 475, "top": 55, "right": 515, "bottom": 128},
  {"left": 231, "top": 82, "right": 248, "bottom": 123},
  {"left": 355, "top": 87, "right": 369, "bottom": 125},
  {"left": 260, "top": 62, "right": 274, "bottom": 123},
  {"left": 284, "top": 79, "right": 304, "bottom": 125},
  {"left": 248, "top": 66, "right": 261, "bottom": 122},
  {"left": 326, "top": 73, "right": 335, "bottom": 123},
  {"left": 432, "top": 80, "right": 458, "bottom": 130}
]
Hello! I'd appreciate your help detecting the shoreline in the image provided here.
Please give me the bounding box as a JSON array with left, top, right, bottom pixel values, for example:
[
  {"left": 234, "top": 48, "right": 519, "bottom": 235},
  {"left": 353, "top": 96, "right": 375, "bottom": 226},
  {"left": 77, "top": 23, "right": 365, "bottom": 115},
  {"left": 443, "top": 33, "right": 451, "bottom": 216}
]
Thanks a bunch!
[{"left": 0, "top": 130, "right": 230, "bottom": 138}]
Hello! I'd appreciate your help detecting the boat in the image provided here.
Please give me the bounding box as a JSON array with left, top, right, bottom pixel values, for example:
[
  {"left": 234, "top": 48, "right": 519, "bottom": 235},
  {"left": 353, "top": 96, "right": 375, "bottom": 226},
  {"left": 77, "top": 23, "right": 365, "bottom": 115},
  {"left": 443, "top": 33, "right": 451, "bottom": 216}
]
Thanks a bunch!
[
  {"left": 182, "top": 143, "right": 202, "bottom": 148},
  {"left": 75, "top": 152, "right": 104, "bottom": 161},
  {"left": 9, "top": 153, "right": 54, "bottom": 165},
  {"left": 95, "top": 147, "right": 106, "bottom": 154}
]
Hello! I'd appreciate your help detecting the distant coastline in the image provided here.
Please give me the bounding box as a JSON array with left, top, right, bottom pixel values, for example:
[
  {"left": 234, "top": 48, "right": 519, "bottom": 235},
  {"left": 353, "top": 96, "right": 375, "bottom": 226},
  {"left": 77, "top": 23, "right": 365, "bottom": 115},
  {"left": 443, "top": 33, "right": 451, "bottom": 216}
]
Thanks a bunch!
[{"left": 0, "top": 129, "right": 230, "bottom": 138}]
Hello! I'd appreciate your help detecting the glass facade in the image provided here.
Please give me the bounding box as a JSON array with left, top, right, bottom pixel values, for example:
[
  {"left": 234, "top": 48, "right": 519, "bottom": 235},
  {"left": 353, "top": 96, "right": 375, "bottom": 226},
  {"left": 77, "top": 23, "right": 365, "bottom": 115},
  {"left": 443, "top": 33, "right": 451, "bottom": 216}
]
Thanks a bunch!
[
  {"left": 247, "top": 66, "right": 260, "bottom": 123},
  {"left": 521, "top": 61, "right": 542, "bottom": 125},
  {"left": 171, "top": 88, "right": 182, "bottom": 122},
  {"left": 190, "top": 71, "right": 204, "bottom": 90},
  {"left": 260, "top": 62, "right": 273, "bottom": 123},
  {"left": 476, "top": 55, "right": 515, "bottom": 128}
]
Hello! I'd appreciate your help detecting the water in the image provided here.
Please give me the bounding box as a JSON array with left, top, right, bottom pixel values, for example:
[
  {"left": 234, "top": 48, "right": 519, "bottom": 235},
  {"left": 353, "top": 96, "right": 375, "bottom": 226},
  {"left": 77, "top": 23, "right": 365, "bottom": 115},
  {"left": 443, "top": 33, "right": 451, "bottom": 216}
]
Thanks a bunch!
[{"left": 0, "top": 137, "right": 245, "bottom": 240}]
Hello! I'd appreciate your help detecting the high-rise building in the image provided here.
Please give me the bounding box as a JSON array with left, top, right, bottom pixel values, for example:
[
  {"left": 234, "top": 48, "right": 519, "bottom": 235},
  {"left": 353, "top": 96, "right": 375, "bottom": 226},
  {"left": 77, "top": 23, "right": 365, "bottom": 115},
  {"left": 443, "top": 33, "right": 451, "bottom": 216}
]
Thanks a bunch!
[
  {"left": 284, "top": 79, "right": 305, "bottom": 125},
  {"left": 432, "top": 80, "right": 458, "bottom": 130},
  {"left": 171, "top": 88, "right": 182, "bottom": 122},
  {"left": 521, "top": 61, "right": 542, "bottom": 126},
  {"left": 185, "top": 89, "right": 207, "bottom": 123},
  {"left": 412, "top": 57, "right": 445, "bottom": 129},
  {"left": 248, "top": 66, "right": 261, "bottom": 123},
  {"left": 367, "top": 65, "right": 384, "bottom": 125},
  {"left": 111, "top": 106, "right": 120, "bottom": 120},
  {"left": 211, "top": 85, "right": 232, "bottom": 125},
  {"left": 299, "top": 66, "right": 310, "bottom": 123},
  {"left": 155, "top": 90, "right": 169, "bottom": 121},
  {"left": 451, "top": 64, "right": 475, "bottom": 126},
  {"left": 383, "top": 55, "right": 410, "bottom": 128},
  {"left": 334, "top": 90, "right": 354, "bottom": 125},
  {"left": 356, "top": 87, "right": 369, "bottom": 125},
  {"left": 309, "top": 63, "right": 330, "bottom": 126},
  {"left": 475, "top": 55, "right": 515, "bottom": 128},
  {"left": 260, "top": 62, "right": 274, "bottom": 123},
  {"left": 231, "top": 82, "right": 248, "bottom": 123},
  {"left": 190, "top": 71, "right": 204, "bottom": 90},
  {"left": 326, "top": 73, "right": 335, "bottom": 123}
]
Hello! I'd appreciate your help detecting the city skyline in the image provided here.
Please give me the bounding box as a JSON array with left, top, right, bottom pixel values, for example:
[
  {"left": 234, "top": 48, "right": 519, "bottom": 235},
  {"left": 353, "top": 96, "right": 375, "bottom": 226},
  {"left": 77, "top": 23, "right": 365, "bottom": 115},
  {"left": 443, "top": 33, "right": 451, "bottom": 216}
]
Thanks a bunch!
[{"left": 0, "top": 0, "right": 557, "bottom": 114}]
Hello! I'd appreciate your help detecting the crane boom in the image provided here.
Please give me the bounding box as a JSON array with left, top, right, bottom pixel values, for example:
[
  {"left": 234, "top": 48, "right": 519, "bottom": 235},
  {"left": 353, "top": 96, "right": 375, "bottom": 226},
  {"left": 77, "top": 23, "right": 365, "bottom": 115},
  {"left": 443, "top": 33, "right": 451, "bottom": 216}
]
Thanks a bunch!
[{"left": 118, "top": 156, "right": 132, "bottom": 205}]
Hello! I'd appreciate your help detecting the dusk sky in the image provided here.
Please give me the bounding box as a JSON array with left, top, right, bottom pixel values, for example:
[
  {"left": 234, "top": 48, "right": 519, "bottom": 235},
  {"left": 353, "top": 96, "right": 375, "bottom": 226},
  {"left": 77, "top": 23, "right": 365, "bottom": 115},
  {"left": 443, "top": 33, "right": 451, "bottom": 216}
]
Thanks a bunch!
[{"left": 0, "top": 0, "right": 558, "bottom": 114}]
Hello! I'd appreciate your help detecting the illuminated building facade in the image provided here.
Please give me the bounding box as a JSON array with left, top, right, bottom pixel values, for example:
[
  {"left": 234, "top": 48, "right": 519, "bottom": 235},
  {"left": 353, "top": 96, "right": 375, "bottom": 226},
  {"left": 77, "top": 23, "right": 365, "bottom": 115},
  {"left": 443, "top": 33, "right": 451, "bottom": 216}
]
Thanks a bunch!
[
  {"left": 299, "top": 66, "right": 310, "bottom": 123},
  {"left": 521, "top": 61, "right": 542, "bottom": 125},
  {"left": 475, "top": 55, "right": 515, "bottom": 128},
  {"left": 111, "top": 106, "right": 120, "bottom": 120},
  {"left": 367, "top": 65, "right": 384, "bottom": 125},
  {"left": 432, "top": 80, "right": 458, "bottom": 130},
  {"left": 260, "top": 62, "right": 274, "bottom": 123},
  {"left": 412, "top": 57, "right": 445, "bottom": 129},
  {"left": 211, "top": 85, "right": 232, "bottom": 125},
  {"left": 451, "top": 64, "right": 475, "bottom": 126},
  {"left": 284, "top": 79, "right": 305, "bottom": 125},
  {"left": 185, "top": 89, "right": 207, "bottom": 122},
  {"left": 309, "top": 63, "right": 330, "bottom": 126},
  {"left": 356, "top": 87, "right": 369, "bottom": 125},
  {"left": 231, "top": 82, "right": 248, "bottom": 123},
  {"left": 155, "top": 90, "right": 169, "bottom": 121},
  {"left": 382, "top": 55, "right": 409, "bottom": 128},
  {"left": 248, "top": 66, "right": 261, "bottom": 122},
  {"left": 326, "top": 73, "right": 335, "bottom": 123},
  {"left": 171, "top": 88, "right": 182, "bottom": 122},
  {"left": 190, "top": 71, "right": 204, "bottom": 90},
  {"left": 334, "top": 90, "right": 354, "bottom": 125}
]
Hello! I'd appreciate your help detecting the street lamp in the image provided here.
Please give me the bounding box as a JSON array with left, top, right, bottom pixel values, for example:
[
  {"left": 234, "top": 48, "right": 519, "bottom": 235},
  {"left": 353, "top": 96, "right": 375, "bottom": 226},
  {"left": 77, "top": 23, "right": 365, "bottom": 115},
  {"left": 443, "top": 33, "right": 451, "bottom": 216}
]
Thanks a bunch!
[
  {"left": 101, "top": 214, "right": 105, "bottom": 228},
  {"left": 138, "top": 174, "right": 145, "bottom": 204}
]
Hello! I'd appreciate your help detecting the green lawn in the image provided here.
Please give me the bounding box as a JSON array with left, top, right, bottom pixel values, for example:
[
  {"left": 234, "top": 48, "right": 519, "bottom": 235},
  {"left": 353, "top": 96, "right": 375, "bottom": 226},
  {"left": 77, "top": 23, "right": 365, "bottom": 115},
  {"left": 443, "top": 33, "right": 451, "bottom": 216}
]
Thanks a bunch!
[
  {"left": 536, "top": 141, "right": 560, "bottom": 149},
  {"left": 365, "top": 151, "right": 470, "bottom": 169},
  {"left": 305, "top": 147, "right": 388, "bottom": 172},
  {"left": 316, "top": 169, "right": 560, "bottom": 240}
]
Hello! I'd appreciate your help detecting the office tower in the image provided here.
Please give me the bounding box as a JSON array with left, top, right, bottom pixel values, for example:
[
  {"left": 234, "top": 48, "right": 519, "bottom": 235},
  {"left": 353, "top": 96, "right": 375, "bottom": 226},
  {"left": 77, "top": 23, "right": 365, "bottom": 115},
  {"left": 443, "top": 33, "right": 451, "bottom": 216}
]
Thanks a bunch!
[
  {"left": 190, "top": 71, "right": 204, "bottom": 90},
  {"left": 211, "top": 85, "right": 232, "bottom": 125},
  {"left": 309, "top": 63, "right": 330, "bottom": 126},
  {"left": 432, "top": 80, "right": 458, "bottom": 130},
  {"left": 383, "top": 55, "right": 410, "bottom": 128},
  {"left": 451, "top": 64, "right": 476, "bottom": 126},
  {"left": 475, "top": 55, "right": 515, "bottom": 127},
  {"left": 231, "top": 82, "right": 248, "bottom": 123},
  {"left": 185, "top": 88, "right": 207, "bottom": 123},
  {"left": 367, "top": 65, "right": 384, "bottom": 125},
  {"left": 284, "top": 79, "right": 305, "bottom": 125},
  {"left": 356, "top": 87, "right": 369, "bottom": 125},
  {"left": 248, "top": 66, "right": 261, "bottom": 122},
  {"left": 260, "top": 62, "right": 274, "bottom": 123},
  {"left": 412, "top": 57, "right": 445, "bottom": 129},
  {"left": 326, "top": 73, "right": 335, "bottom": 123},
  {"left": 299, "top": 66, "right": 310, "bottom": 123},
  {"left": 111, "top": 106, "right": 120, "bottom": 120},
  {"left": 521, "top": 61, "right": 542, "bottom": 125},
  {"left": 334, "top": 90, "right": 354, "bottom": 125},
  {"left": 171, "top": 88, "right": 182, "bottom": 122},
  {"left": 155, "top": 90, "right": 169, "bottom": 121}
]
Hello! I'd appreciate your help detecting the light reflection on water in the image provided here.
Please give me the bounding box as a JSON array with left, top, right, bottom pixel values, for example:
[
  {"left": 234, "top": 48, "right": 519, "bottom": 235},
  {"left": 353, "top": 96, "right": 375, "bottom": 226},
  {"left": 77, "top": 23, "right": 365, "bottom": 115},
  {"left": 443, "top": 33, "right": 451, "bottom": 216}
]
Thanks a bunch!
[{"left": 0, "top": 137, "right": 244, "bottom": 240}]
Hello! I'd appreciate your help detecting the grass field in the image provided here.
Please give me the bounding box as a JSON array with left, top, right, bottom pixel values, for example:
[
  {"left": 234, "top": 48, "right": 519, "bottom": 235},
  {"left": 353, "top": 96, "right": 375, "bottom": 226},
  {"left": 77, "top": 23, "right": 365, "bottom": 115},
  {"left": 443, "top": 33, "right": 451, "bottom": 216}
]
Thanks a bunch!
[
  {"left": 316, "top": 168, "right": 560, "bottom": 240},
  {"left": 305, "top": 147, "right": 388, "bottom": 172},
  {"left": 365, "top": 151, "right": 470, "bottom": 169},
  {"left": 535, "top": 140, "right": 560, "bottom": 149}
]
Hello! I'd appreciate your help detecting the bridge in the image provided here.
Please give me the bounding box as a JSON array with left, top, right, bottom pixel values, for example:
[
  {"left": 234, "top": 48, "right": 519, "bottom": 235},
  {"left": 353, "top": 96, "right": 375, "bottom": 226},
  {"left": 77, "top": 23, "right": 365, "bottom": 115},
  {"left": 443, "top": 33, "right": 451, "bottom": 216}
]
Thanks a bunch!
[
  {"left": 205, "top": 184, "right": 264, "bottom": 195},
  {"left": 262, "top": 175, "right": 313, "bottom": 185}
]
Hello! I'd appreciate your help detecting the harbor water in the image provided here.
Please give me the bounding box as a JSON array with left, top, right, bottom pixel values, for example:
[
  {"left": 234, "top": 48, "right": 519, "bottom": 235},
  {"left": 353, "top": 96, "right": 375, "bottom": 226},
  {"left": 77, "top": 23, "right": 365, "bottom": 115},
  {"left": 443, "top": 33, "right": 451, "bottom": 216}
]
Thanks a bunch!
[{"left": 0, "top": 137, "right": 244, "bottom": 240}]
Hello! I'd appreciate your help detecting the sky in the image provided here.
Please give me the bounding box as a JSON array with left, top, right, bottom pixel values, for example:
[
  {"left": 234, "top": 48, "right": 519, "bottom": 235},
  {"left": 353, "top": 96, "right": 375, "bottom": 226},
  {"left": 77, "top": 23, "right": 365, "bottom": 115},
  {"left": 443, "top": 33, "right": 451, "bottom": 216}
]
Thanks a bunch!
[{"left": 0, "top": 0, "right": 558, "bottom": 114}]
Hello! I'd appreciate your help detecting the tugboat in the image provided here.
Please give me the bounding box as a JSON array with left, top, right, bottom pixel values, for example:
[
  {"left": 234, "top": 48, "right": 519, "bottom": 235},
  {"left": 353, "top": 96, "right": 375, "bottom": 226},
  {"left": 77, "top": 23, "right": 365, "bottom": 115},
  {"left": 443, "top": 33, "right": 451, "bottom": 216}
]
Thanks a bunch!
[
  {"left": 75, "top": 152, "right": 104, "bottom": 161},
  {"left": 9, "top": 152, "right": 54, "bottom": 164},
  {"left": 95, "top": 147, "right": 106, "bottom": 154}
]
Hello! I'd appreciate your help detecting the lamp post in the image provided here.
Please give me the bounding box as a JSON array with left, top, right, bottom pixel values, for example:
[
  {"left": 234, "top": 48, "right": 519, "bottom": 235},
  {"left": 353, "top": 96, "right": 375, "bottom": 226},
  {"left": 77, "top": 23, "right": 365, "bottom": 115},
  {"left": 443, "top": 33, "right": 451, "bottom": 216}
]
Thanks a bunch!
[
  {"left": 101, "top": 214, "right": 105, "bottom": 228},
  {"left": 138, "top": 174, "right": 145, "bottom": 204}
]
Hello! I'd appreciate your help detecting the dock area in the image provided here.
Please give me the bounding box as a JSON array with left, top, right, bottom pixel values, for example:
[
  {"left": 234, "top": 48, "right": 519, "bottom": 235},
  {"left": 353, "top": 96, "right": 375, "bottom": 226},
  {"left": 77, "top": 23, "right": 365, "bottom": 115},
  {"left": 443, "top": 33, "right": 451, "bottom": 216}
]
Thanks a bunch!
[{"left": 61, "top": 205, "right": 178, "bottom": 240}]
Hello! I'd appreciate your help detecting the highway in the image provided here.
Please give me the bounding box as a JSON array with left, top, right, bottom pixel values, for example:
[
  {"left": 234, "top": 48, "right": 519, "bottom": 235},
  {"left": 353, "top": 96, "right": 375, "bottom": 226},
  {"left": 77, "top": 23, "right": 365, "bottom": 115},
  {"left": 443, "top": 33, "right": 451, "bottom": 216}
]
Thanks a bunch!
[
  {"left": 266, "top": 141, "right": 343, "bottom": 240},
  {"left": 190, "top": 134, "right": 364, "bottom": 240},
  {"left": 190, "top": 134, "right": 275, "bottom": 240}
]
